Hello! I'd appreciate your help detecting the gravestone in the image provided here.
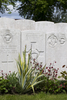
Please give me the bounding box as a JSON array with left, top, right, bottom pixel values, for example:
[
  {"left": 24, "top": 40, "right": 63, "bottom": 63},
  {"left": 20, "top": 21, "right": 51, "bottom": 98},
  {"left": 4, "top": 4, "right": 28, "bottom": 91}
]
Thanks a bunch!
[
  {"left": 21, "top": 30, "right": 45, "bottom": 65},
  {"left": 46, "top": 33, "right": 67, "bottom": 76},
  {"left": 0, "top": 29, "right": 20, "bottom": 73},
  {"left": 0, "top": 18, "right": 67, "bottom": 76}
]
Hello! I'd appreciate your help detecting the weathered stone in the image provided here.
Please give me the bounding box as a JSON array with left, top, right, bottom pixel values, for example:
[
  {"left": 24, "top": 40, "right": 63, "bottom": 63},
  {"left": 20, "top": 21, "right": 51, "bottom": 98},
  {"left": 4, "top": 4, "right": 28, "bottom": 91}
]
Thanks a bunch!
[{"left": 0, "top": 29, "right": 20, "bottom": 73}]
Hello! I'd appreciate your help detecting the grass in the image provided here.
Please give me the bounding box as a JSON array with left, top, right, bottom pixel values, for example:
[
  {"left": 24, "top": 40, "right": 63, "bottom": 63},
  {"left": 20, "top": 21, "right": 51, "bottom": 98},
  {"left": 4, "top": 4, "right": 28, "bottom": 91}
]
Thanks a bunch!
[{"left": 0, "top": 92, "right": 67, "bottom": 100}]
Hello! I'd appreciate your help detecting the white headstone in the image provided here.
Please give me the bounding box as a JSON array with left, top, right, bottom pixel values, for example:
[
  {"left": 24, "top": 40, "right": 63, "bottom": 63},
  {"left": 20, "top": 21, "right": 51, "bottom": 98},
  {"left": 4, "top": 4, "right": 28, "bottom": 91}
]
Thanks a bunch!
[
  {"left": 46, "top": 31, "right": 67, "bottom": 76},
  {"left": 0, "top": 18, "right": 67, "bottom": 77},
  {"left": 21, "top": 30, "right": 45, "bottom": 65},
  {"left": 0, "top": 29, "right": 20, "bottom": 73}
]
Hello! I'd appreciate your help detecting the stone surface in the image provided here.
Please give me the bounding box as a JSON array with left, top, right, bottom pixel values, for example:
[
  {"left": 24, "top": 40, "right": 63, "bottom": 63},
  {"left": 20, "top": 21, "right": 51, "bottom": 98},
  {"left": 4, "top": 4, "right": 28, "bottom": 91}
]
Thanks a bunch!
[
  {"left": 21, "top": 30, "right": 45, "bottom": 65},
  {"left": 15, "top": 19, "right": 35, "bottom": 30},
  {"left": 0, "top": 29, "right": 20, "bottom": 73},
  {"left": 46, "top": 32, "right": 67, "bottom": 76},
  {"left": 0, "top": 18, "right": 67, "bottom": 76},
  {"left": 0, "top": 18, "right": 35, "bottom": 30}
]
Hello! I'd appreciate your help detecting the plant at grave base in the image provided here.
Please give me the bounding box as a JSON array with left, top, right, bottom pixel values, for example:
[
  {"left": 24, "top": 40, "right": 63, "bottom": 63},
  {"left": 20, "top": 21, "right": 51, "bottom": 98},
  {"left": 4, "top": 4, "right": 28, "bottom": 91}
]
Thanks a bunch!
[
  {"left": 6, "top": 71, "right": 19, "bottom": 94},
  {"left": 0, "top": 76, "right": 9, "bottom": 94},
  {"left": 33, "top": 61, "right": 59, "bottom": 80},
  {"left": 16, "top": 45, "right": 44, "bottom": 93},
  {"left": 59, "top": 65, "right": 67, "bottom": 80},
  {"left": 46, "top": 79, "right": 65, "bottom": 94},
  {"left": 44, "top": 79, "right": 66, "bottom": 94},
  {"left": 60, "top": 71, "right": 67, "bottom": 80},
  {"left": 0, "top": 70, "right": 23, "bottom": 94},
  {"left": 34, "top": 76, "right": 64, "bottom": 94},
  {"left": 34, "top": 62, "right": 60, "bottom": 93},
  {"left": 44, "top": 62, "right": 59, "bottom": 80}
]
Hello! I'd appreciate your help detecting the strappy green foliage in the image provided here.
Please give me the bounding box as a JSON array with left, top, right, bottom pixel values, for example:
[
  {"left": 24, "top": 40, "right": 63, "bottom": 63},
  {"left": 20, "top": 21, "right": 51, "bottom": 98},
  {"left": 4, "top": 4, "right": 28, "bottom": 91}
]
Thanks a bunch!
[{"left": 16, "top": 46, "right": 44, "bottom": 93}]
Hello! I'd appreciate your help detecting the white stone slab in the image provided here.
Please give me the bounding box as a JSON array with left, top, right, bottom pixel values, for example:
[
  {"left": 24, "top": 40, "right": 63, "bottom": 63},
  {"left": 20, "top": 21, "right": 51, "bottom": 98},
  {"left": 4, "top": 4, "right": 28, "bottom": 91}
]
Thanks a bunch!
[
  {"left": 46, "top": 32, "right": 67, "bottom": 76},
  {"left": 15, "top": 19, "right": 35, "bottom": 31},
  {"left": 0, "top": 29, "right": 20, "bottom": 73},
  {"left": 0, "top": 18, "right": 35, "bottom": 31},
  {"left": 0, "top": 18, "right": 15, "bottom": 29},
  {"left": 35, "top": 21, "right": 55, "bottom": 34},
  {"left": 21, "top": 30, "right": 45, "bottom": 65}
]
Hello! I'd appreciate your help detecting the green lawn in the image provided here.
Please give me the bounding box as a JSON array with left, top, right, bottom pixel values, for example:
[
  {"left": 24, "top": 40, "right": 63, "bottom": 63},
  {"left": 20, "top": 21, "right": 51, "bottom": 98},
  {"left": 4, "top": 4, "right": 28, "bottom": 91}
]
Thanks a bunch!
[{"left": 0, "top": 92, "right": 67, "bottom": 100}]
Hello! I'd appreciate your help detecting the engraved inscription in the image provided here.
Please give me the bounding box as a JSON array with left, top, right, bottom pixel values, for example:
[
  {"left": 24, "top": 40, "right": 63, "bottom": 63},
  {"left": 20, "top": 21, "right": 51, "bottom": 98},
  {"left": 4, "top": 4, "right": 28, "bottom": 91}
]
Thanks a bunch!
[
  {"left": 3, "top": 31, "right": 13, "bottom": 44},
  {"left": 0, "top": 45, "right": 17, "bottom": 53},
  {"left": 59, "top": 34, "right": 66, "bottom": 44},
  {"left": 2, "top": 61, "right": 13, "bottom": 63},
  {"left": 48, "top": 34, "right": 58, "bottom": 47},
  {"left": 26, "top": 42, "right": 44, "bottom": 59},
  {"left": 26, "top": 34, "right": 43, "bottom": 41}
]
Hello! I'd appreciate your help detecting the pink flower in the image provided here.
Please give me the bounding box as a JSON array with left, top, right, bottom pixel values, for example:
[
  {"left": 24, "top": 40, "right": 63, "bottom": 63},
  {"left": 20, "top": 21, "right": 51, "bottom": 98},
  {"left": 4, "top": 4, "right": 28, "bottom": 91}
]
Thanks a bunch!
[
  {"left": 2, "top": 73, "right": 3, "bottom": 75},
  {"left": 49, "top": 67, "right": 51, "bottom": 69},
  {"left": 51, "top": 67, "right": 53, "bottom": 68},
  {"left": 32, "top": 67, "right": 34, "bottom": 69},
  {"left": 33, "top": 59, "right": 35, "bottom": 62},
  {"left": 46, "top": 72, "right": 48, "bottom": 74},
  {"left": 50, "top": 63, "right": 52, "bottom": 65},
  {"left": 9, "top": 71, "right": 11, "bottom": 73},
  {"left": 55, "top": 74, "right": 57, "bottom": 77},
  {"left": 56, "top": 71, "right": 57, "bottom": 73},
  {"left": 54, "top": 69, "right": 56, "bottom": 71},
  {"left": 55, "top": 61, "right": 56, "bottom": 63},
  {"left": 38, "top": 68, "right": 39, "bottom": 70},
  {"left": 40, "top": 65, "right": 42, "bottom": 68},
  {"left": 63, "top": 86, "right": 65, "bottom": 88},
  {"left": 37, "top": 63, "right": 39, "bottom": 66},
  {"left": 57, "top": 68, "right": 59, "bottom": 70},
  {"left": 46, "top": 67, "right": 48, "bottom": 69},
  {"left": 13, "top": 87, "right": 15, "bottom": 89},
  {"left": 1, "top": 70, "right": 3, "bottom": 72},
  {"left": 30, "top": 61, "right": 32, "bottom": 63},
  {"left": 50, "top": 78, "right": 53, "bottom": 80},
  {"left": 48, "top": 69, "right": 50, "bottom": 72},
  {"left": 5, "top": 73, "right": 7, "bottom": 75},
  {"left": 48, "top": 73, "right": 50, "bottom": 75},
  {"left": 60, "top": 84, "right": 62, "bottom": 87},
  {"left": 42, "top": 70, "right": 44, "bottom": 73},
  {"left": 5, "top": 76, "right": 7, "bottom": 79}
]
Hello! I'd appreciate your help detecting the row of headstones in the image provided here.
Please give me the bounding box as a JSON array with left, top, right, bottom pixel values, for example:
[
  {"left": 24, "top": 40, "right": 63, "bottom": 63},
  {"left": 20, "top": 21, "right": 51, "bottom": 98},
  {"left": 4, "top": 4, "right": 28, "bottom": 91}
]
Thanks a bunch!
[
  {"left": 0, "top": 18, "right": 67, "bottom": 76},
  {"left": 0, "top": 18, "right": 67, "bottom": 32}
]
